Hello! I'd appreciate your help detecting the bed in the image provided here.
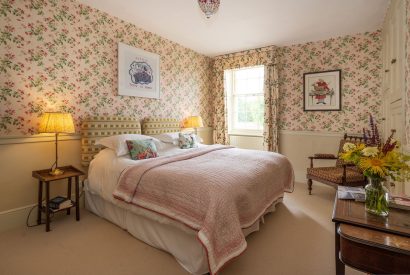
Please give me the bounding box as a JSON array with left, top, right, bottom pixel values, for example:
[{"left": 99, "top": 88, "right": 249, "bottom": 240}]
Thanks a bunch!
[{"left": 83, "top": 117, "right": 294, "bottom": 275}]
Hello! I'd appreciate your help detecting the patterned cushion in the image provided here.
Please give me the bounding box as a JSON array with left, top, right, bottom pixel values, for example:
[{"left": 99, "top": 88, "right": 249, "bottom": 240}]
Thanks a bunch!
[
  {"left": 307, "top": 167, "right": 365, "bottom": 184},
  {"left": 126, "top": 140, "right": 158, "bottom": 160},
  {"left": 178, "top": 133, "right": 199, "bottom": 149}
]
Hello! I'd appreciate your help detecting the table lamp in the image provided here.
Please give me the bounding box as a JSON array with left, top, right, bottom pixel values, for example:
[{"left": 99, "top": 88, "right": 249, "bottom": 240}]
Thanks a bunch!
[
  {"left": 38, "top": 112, "right": 75, "bottom": 175},
  {"left": 184, "top": 116, "right": 204, "bottom": 135}
]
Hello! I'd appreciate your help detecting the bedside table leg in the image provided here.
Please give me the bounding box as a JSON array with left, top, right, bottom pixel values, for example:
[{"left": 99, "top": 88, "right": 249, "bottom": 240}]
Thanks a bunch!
[
  {"left": 67, "top": 177, "right": 72, "bottom": 215},
  {"left": 335, "top": 223, "right": 345, "bottom": 275},
  {"left": 75, "top": 176, "right": 80, "bottom": 221},
  {"left": 45, "top": 181, "right": 50, "bottom": 232},
  {"left": 37, "top": 180, "right": 43, "bottom": 225}
]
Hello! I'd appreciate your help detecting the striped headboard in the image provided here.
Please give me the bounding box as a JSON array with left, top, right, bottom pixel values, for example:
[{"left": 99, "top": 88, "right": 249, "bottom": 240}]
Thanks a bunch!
[
  {"left": 81, "top": 117, "right": 141, "bottom": 166},
  {"left": 142, "top": 118, "right": 181, "bottom": 135}
]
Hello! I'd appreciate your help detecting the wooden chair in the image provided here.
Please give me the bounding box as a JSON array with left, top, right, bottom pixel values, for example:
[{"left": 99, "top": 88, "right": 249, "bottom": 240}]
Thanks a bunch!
[{"left": 307, "top": 134, "right": 366, "bottom": 195}]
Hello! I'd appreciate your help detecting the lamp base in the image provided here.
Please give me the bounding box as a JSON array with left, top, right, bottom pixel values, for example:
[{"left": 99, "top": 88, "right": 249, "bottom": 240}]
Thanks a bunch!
[{"left": 49, "top": 168, "right": 64, "bottom": 176}]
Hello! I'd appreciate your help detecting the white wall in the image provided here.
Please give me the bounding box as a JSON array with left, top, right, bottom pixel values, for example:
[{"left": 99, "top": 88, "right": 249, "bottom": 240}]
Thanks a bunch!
[
  {"left": 5, "top": 129, "right": 407, "bottom": 232},
  {"left": 231, "top": 130, "right": 410, "bottom": 196},
  {"left": 229, "top": 135, "right": 264, "bottom": 150},
  {"left": 230, "top": 131, "right": 346, "bottom": 183},
  {"left": 278, "top": 131, "right": 344, "bottom": 183},
  {"left": 0, "top": 135, "right": 83, "bottom": 232},
  {"left": 0, "top": 128, "right": 213, "bottom": 232}
]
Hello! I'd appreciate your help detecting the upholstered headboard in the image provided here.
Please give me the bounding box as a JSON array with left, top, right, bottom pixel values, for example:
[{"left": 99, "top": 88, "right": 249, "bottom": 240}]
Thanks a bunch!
[
  {"left": 81, "top": 117, "right": 141, "bottom": 166},
  {"left": 141, "top": 118, "right": 181, "bottom": 135}
]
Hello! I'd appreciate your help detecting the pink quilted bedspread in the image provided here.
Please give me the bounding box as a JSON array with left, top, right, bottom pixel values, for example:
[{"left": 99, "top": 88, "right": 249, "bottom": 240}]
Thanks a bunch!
[{"left": 114, "top": 144, "right": 294, "bottom": 274}]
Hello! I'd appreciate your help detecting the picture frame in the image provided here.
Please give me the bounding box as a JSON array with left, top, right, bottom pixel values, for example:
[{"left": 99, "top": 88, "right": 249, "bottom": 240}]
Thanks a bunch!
[
  {"left": 303, "top": 69, "right": 341, "bottom": 111},
  {"left": 118, "top": 42, "right": 160, "bottom": 99}
]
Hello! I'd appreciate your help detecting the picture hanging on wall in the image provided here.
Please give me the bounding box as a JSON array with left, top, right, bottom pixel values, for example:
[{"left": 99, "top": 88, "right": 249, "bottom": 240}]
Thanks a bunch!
[
  {"left": 118, "top": 42, "right": 160, "bottom": 99},
  {"left": 303, "top": 69, "right": 341, "bottom": 111}
]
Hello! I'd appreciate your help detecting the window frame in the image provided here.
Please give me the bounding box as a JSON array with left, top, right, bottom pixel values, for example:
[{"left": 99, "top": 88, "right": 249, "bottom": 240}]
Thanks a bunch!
[{"left": 225, "top": 65, "right": 265, "bottom": 136}]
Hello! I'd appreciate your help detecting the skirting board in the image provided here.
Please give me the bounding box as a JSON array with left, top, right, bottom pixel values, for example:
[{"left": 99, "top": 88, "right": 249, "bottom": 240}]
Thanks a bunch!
[{"left": 0, "top": 195, "right": 85, "bottom": 233}]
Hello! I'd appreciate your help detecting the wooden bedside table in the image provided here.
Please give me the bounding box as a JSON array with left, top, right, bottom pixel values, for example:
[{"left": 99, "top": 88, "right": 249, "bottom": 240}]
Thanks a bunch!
[
  {"left": 332, "top": 195, "right": 410, "bottom": 274},
  {"left": 32, "top": 165, "right": 85, "bottom": 232}
]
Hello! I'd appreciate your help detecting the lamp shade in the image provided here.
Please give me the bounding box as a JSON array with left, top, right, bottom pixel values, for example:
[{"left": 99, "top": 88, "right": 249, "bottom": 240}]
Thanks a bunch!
[
  {"left": 38, "top": 112, "right": 75, "bottom": 134},
  {"left": 184, "top": 116, "right": 204, "bottom": 128}
]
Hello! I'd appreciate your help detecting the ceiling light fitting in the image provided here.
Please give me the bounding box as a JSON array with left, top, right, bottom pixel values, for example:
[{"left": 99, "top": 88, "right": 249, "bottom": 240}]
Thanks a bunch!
[{"left": 198, "top": 0, "right": 220, "bottom": 19}]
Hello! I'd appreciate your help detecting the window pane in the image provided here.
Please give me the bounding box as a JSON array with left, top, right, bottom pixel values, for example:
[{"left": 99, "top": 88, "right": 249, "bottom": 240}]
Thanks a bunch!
[
  {"left": 234, "top": 95, "right": 264, "bottom": 130},
  {"left": 234, "top": 69, "right": 248, "bottom": 79},
  {"left": 233, "top": 66, "right": 264, "bottom": 95},
  {"left": 247, "top": 78, "right": 260, "bottom": 92},
  {"left": 235, "top": 79, "right": 247, "bottom": 94},
  {"left": 227, "top": 66, "right": 265, "bottom": 133}
]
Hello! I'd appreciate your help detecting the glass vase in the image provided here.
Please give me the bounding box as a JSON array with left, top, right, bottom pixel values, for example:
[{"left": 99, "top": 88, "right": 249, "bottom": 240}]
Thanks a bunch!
[{"left": 365, "top": 177, "right": 389, "bottom": 217}]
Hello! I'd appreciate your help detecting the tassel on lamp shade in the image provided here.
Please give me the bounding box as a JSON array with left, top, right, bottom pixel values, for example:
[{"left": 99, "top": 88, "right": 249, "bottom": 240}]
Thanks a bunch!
[
  {"left": 184, "top": 116, "right": 204, "bottom": 135},
  {"left": 38, "top": 112, "right": 75, "bottom": 175}
]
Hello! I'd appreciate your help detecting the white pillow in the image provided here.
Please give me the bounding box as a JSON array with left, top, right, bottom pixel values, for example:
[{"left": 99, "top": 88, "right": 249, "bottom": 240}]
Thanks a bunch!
[
  {"left": 156, "top": 132, "right": 203, "bottom": 144},
  {"left": 95, "top": 134, "right": 161, "bottom": 156},
  {"left": 156, "top": 132, "right": 180, "bottom": 145}
]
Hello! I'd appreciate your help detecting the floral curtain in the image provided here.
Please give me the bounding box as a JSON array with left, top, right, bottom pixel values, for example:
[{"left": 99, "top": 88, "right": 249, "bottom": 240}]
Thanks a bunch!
[
  {"left": 213, "top": 66, "right": 229, "bottom": 144},
  {"left": 212, "top": 46, "right": 280, "bottom": 148},
  {"left": 263, "top": 61, "right": 280, "bottom": 152}
]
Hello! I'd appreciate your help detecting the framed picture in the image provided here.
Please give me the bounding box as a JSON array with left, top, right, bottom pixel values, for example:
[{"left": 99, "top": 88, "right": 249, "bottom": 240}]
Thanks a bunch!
[
  {"left": 303, "top": 69, "right": 341, "bottom": 111},
  {"left": 118, "top": 42, "right": 160, "bottom": 99}
]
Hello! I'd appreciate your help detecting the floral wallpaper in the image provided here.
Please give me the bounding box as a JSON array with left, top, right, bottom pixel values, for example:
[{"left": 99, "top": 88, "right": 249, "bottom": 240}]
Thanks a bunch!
[
  {"left": 278, "top": 31, "right": 382, "bottom": 133},
  {"left": 0, "top": 0, "right": 212, "bottom": 135},
  {"left": 0, "top": 0, "right": 384, "bottom": 137}
]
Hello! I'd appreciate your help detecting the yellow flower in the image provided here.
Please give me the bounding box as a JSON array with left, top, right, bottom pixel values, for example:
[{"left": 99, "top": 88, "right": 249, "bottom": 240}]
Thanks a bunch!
[
  {"left": 359, "top": 157, "right": 388, "bottom": 178},
  {"left": 356, "top": 143, "right": 366, "bottom": 151},
  {"left": 339, "top": 143, "right": 366, "bottom": 165},
  {"left": 361, "top": 147, "right": 379, "bottom": 157}
]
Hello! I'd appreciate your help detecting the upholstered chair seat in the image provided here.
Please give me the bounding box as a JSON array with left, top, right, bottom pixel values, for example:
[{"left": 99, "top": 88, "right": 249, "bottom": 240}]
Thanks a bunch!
[
  {"left": 306, "top": 134, "right": 367, "bottom": 195},
  {"left": 307, "top": 166, "right": 365, "bottom": 185}
]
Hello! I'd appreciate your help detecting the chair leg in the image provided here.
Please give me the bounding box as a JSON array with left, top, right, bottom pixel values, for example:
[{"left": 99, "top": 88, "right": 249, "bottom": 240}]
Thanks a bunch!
[{"left": 308, "top": 179, "right": 313, "bottom": 195}]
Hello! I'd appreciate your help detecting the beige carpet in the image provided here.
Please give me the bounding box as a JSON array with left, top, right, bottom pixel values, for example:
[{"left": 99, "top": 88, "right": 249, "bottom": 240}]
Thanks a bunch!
[{"left": 0, "top": 181, "right": 363, "bottom": 275}]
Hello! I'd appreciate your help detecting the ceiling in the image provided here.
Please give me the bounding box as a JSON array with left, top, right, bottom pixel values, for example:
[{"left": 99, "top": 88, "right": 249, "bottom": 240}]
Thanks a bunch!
[{"left": 78, "top": 0, "right": 390, "bottom": 57}]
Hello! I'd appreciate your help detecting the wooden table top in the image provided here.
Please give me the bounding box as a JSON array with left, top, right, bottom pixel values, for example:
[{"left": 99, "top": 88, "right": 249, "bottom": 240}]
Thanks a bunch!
[
  {"left": 32, "top": 165, "right": 85, "bottom": 182},
  {"left": 339, "top": 223, "right": 410, "bottom": 255},
  {"left": 332, "top": 196, "right": 410, "bottom": 237}
]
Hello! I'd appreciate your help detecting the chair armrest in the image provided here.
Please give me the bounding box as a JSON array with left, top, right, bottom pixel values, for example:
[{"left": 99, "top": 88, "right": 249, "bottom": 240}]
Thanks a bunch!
[
  {"left": 308, "top": 154, "right": 338, "bottom": 168},
  {"left": 308, "top": 154, "right": 337, "bottom": 160}
]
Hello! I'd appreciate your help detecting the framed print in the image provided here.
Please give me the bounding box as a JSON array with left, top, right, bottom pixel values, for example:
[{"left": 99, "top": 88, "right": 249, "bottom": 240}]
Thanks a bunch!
[
  {"left": 303, "top": 69, "right": 341, "bottom": 111},
  {"left": 118, "top": 42, "right": 160, "bottom": 99}
]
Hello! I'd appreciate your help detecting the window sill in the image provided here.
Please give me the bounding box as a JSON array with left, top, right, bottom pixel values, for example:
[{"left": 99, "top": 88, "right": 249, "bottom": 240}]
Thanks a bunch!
[{"left": 228, "top": 132, "right": 263, "bottom": 138}]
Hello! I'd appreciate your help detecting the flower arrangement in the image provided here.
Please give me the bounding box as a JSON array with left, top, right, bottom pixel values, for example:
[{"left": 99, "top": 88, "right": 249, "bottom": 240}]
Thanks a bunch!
[
  {"left": 340, "top": 116, "right": 410, "bottom": 181},
  {"left": 339, "top": 115, "right": 410, "bottom": 216}
]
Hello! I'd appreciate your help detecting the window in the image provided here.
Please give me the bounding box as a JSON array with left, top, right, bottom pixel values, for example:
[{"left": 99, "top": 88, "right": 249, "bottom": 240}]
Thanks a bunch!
[{"left": 225, "top": 66, "right": 265, "bottom": 135}]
